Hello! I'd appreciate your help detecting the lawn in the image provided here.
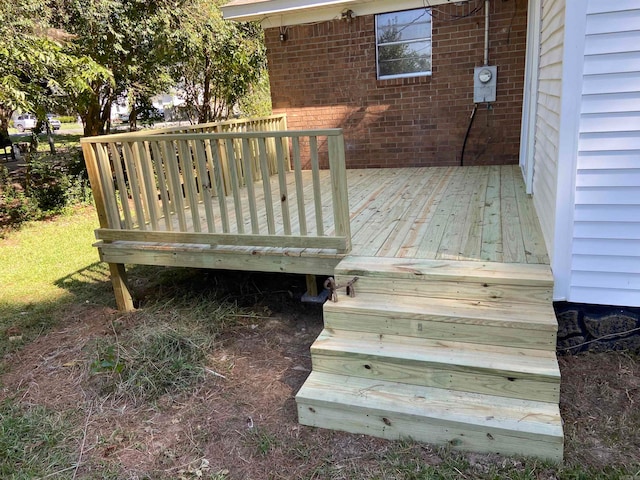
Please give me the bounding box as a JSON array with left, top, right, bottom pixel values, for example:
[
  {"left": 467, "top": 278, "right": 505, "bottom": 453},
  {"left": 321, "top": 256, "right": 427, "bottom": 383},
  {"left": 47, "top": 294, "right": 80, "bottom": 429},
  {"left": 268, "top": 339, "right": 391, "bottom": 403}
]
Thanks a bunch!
[{"left": 0, "top": 210, "right": 639, "bottom": 479}]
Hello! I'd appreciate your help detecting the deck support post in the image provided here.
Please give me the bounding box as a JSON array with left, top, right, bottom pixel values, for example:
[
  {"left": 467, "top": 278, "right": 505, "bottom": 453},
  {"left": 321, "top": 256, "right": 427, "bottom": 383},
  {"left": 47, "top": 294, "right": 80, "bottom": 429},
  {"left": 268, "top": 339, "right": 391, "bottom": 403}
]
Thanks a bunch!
[
  {"left": 306, "top": 274, "right": 318, "bottom": 297},
  {"left": 108, "top": 263, "right": 135, "bottom": 312}
]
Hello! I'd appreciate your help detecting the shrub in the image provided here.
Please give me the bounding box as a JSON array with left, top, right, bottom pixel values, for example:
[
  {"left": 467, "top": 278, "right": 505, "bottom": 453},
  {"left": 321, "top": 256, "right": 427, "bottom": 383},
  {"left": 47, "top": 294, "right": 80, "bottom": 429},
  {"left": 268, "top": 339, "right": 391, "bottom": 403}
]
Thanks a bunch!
[
  {"left": 57, "top": 115, "right": 77, "bottom": 124},
  {"left": 0, "top": 149, "right": 92, "bottom": 232},
  {"left": 0, "top": 166, "right": 38, "bottom": 232}
]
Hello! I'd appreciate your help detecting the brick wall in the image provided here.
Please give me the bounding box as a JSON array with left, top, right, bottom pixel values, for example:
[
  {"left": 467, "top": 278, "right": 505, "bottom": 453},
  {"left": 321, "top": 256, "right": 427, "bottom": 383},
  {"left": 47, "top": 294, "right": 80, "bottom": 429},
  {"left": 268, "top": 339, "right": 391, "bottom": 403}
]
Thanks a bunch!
[{"left": 265, "top": 0, "right": 528, "bottom": 168}]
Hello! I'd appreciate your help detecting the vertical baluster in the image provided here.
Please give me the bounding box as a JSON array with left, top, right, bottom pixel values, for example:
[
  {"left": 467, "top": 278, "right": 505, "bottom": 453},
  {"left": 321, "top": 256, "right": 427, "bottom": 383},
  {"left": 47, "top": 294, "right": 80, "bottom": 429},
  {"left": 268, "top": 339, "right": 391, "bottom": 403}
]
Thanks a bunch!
[
  {"left": 94, "top": 144, "right": 121, "bottom": 229},
  {"left": 194, "top": 139, "right": 216, "bottom": 233},
  {"left": 275, "top": 135, "right": 291, "bottom": 235},
  {"left": 137, "top": 142, "right": 159, "bottom": 230},
  {"left": 309, "top": 136, "right": 324, "bottom": 236},
  {"left": 291, "top": 137, "right": 307, "bottom": 236},
  {"left": 121, "top": 142, "right": 147, "bottom": 229},
  {"left": 208, "top": 139, "right": 230, "bottom": 232},
  {"left": 257, "top": 137, "right": 276, "bottom": 234},
  {"left": 149, "top": 141, "right": 173, "bottom": 231},
  {"left": 108, "top": 143, "right": 133, "bottom": 229},
  {"left": 328, "top": 134, "right": 351, "bottom": 253},
  {"left": 224, "top": 138, "right": 245, "bottom": 233},
  {"left": 163, "top": 139, "right": 187, "bottom": 231},
  {"left": 130, "top": 141, "right": 152, "bottom": 225},
  {"left": 241, "top": 138, "right": 260, "bottom": 234},
  {"left": 177, "top": 139, "right": 202, "bottom": 232}
]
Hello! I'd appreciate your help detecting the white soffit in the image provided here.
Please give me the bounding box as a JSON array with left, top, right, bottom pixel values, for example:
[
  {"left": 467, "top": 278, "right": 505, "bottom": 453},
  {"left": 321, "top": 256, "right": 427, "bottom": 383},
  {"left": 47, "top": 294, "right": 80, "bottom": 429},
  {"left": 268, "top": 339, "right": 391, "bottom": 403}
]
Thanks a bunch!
[{"left": 221, "top": 0, "right": 461, "bottom": 28}]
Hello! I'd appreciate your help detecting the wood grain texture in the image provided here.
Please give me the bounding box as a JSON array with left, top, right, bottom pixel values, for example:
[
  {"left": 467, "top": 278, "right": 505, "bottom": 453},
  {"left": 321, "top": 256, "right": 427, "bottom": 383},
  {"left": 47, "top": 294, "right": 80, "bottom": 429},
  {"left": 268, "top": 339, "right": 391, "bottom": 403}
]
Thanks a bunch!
[
  {"left": 323, "top": 293, "right": 558, "bottom": 350},
  {"left": 310, "top": 329, "right": 560, "bottom": 403},
  {"left": 297, "top": 372, "right": 563, "bottom": 461}
]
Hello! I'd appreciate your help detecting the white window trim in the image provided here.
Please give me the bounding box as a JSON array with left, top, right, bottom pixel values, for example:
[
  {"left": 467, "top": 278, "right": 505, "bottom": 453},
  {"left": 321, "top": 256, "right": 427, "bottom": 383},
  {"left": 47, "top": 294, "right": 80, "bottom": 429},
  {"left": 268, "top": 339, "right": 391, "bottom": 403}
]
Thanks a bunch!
[{"left": 375, "top": 8, "right": 433, "bottom": 80}]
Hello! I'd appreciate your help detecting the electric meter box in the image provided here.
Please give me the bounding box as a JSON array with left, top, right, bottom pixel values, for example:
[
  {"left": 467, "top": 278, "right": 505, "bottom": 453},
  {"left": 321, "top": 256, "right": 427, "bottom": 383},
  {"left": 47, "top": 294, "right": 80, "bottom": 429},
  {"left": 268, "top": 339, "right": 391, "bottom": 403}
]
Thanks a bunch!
[{"left": 473, "top": 65, "right": 498, "bottom": 103}]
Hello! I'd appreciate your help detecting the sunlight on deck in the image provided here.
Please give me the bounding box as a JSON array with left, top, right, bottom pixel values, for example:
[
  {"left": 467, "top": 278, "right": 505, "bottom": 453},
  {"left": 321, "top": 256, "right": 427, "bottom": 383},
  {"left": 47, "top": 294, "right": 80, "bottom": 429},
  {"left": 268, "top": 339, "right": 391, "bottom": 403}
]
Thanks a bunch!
[{"left": 182, "top": 164, "right": 548, "bottom": 265}]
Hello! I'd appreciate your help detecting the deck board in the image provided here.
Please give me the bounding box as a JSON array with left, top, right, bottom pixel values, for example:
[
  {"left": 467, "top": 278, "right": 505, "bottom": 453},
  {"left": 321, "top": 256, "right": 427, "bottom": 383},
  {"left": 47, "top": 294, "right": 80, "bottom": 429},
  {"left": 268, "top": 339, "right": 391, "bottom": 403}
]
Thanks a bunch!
[{"left": 115, "top": 165, "right": 549, "bottom": 266}]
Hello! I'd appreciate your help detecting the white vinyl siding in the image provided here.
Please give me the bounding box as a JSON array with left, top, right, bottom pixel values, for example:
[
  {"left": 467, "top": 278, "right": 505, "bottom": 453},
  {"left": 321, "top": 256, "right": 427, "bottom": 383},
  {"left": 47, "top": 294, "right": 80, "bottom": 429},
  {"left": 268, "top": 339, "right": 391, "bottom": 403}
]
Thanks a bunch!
[
  {"left": 531, "top": 0, "right": 565, "bottom": 257},
  {"left": 571, "top": 0, "right": 640, "bottom": 306}
]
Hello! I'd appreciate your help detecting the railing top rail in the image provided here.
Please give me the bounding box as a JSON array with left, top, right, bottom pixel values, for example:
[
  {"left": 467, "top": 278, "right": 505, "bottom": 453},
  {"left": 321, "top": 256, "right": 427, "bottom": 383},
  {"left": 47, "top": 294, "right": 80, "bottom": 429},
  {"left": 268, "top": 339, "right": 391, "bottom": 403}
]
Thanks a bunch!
[
  {"left": 81, "top": 114, "right": 288, "bottom": 142},
  {"left": 81, "top": 128, "right": 343, "bottom": 144}
]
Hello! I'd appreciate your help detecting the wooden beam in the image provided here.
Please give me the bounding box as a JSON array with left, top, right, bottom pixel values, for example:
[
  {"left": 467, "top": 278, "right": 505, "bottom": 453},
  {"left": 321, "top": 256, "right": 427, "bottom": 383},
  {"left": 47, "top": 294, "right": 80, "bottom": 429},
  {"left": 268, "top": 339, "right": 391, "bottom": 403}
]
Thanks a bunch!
[
  {"left": 108, "top": 263, "right": 135, "bottom": 312},
  {"left": 95, "top": 228, "right": 348, "bottom": 250},
  {"left": 306, "top": 274, "right": 318, "bottom": 296}
]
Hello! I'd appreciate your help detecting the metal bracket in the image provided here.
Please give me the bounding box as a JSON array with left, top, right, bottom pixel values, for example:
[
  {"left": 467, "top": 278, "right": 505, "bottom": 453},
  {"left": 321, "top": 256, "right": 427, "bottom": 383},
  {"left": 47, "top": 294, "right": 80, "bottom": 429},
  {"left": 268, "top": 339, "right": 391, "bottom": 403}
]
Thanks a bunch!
[{"left": 324, "top": 276, "right": 358, "bottom": 302}]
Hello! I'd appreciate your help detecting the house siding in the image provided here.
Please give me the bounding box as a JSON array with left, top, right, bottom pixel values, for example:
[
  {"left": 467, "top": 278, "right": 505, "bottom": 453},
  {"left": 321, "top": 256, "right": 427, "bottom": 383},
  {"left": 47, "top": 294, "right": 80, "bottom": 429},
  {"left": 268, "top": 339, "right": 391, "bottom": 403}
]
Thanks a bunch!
[
  {"left": 531, "top": 0, "right": 564, "bottom": 260},
  {"left": 264, "top": 1, "right": 527, "bottom": 168},
  {"left": 570, "top": 0, "right": 640, "bottom": 307}
]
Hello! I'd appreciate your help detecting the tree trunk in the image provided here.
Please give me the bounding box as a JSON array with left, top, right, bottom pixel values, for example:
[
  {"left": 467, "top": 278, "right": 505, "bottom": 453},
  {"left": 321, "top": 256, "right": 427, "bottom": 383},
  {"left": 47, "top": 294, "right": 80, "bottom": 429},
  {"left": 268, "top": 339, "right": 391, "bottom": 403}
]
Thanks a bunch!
[
  {"left": 129, "top": 102, "right": 138, "bottom": 132},
  {"left": 199, "top": 56, "right": 212, "bottom": 124},
  {"left": 45, "top": 121, "right": 55, "bottom": 154},
  {"left": 83, "top": 83, "right": 112, "bottom": 136},
  {"left": 0, "top": 104, "right": 12, "bottom": 138},
  {"left": 84, "top": 96, "right": 103, "bottom": 137}
]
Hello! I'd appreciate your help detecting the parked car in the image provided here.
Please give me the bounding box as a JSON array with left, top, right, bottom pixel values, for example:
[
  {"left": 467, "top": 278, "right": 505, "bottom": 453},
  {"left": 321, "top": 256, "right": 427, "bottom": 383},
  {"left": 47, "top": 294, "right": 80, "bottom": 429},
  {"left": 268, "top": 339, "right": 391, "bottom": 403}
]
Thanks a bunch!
[
  {"left": 13, "top": 113, "right": 61, "bottom": 132},
  {"left": 46, "top": 114, "right": 62, "bottom": 131},
  {"left": 14, "top": 114, "right": 37, "bottom": 133}
]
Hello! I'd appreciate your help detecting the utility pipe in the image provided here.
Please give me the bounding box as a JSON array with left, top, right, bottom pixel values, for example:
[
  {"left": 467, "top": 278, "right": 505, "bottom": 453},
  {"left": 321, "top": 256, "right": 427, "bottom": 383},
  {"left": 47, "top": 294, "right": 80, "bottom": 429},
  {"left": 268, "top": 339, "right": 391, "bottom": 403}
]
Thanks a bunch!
[{"left": 484, "top": 0, "right": 490, "bottom": 65}]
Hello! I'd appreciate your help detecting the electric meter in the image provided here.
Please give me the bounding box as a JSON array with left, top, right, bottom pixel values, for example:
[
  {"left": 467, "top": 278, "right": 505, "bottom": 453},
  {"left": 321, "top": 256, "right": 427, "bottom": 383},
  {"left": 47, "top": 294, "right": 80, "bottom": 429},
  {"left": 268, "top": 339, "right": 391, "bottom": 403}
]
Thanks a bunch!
[{"left": 473, "top": 65, "right": 497, "bottom": 103}]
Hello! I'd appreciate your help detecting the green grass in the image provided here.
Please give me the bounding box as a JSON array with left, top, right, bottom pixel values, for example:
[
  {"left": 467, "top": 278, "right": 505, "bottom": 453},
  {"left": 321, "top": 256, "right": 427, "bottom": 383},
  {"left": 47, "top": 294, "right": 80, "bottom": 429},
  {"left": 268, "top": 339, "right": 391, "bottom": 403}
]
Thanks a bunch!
[
  {"left": 0, "top": 207, "right": 108, "bottom": 355},
  {"left": 8, "top": 132, "right": 83, "bottom": 152},
  {"left": 0, "top": 400, "right": 77, "bottom": 479}
]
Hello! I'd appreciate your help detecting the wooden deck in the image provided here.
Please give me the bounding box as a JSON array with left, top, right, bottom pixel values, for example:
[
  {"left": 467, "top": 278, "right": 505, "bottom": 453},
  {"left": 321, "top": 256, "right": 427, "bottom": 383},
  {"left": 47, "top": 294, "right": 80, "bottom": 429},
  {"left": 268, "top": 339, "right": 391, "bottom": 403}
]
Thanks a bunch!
[
  {"left": 336, "top": 165, "right": 547, "bottom": 264},
  {"left": 99, "top": 164, "right": 547, "bottom": 269},
  {"left": 84, "top": 122, "right": 562, "bottom": 459}
]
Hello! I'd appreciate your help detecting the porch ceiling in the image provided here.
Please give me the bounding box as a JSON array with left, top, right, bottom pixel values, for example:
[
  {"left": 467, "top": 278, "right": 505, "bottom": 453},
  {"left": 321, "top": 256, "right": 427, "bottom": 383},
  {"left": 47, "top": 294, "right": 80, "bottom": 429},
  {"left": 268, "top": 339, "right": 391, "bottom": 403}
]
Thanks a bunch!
[{"left": 221, "top": 0, "right": 455, "bottom": 28}]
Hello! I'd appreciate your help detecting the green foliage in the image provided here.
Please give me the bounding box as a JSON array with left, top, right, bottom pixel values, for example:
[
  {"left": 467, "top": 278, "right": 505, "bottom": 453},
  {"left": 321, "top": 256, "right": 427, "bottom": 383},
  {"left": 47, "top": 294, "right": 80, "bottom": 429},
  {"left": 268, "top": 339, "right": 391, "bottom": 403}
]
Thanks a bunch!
[
  {"left": 0, "top": 1, "right": 111, "bottom": 134},
  {"left": 238, "top": 72, "right": 272, "bottom": 118},
  {"left": 26, "top": 151, "right": 92, "bottom": 213},
  {"left": 0, "top": 150, "right": 91, "bottom": 232},
  {"left": 57, "top": 115, "right": 77, "bottom": 123},
  {"left": 50, "top": 0, "right": 178, "bottom": 134},
  {"left": 169, "top": 0, "right": 267, "bottom": 122},
  {"left": 0, "top": 166, "right": 39, "bottom": 229}
]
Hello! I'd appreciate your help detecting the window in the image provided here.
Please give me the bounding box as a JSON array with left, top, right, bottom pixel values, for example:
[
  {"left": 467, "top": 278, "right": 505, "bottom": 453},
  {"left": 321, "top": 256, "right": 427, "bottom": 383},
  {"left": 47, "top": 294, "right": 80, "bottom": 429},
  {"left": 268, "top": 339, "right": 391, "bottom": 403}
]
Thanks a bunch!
[{"left": 375, "top": 8, "right": 432, "bottom": 80}]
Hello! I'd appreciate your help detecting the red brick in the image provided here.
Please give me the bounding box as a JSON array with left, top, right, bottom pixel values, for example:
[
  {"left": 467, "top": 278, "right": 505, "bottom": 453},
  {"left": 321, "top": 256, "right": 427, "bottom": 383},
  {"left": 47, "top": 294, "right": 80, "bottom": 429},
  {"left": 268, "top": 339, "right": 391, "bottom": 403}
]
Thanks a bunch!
[{"left": 265, "top": 0, "right": 527, "bottom": 167}]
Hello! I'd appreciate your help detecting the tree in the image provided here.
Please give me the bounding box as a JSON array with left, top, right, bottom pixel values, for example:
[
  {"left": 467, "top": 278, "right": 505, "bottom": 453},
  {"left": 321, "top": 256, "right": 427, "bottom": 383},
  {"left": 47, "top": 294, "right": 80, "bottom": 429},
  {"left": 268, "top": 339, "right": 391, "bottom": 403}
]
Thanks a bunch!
[
  {"left": 0, "top": 1, "right": 111, "bottom": 141},
  {"left": 169, "top": 0, "right": 267, "bottom": 123},
  {"left": 50, "top": 0, "right": 176, "bottom": 135}
]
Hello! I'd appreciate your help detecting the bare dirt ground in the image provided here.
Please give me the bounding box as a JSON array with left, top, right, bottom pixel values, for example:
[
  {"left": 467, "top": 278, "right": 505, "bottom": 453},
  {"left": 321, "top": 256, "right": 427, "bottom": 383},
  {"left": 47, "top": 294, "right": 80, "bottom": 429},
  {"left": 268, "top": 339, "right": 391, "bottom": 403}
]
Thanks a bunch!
[{"left": 1, "top": 270, "right": 639, "bottom": 479}]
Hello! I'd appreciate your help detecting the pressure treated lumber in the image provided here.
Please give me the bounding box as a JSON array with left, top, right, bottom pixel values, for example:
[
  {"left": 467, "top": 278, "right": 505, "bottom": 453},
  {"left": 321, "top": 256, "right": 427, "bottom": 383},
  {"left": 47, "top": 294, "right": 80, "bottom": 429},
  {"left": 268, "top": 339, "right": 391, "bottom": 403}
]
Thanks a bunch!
[
  {"left": 296, "top": 372, "right": 563, "bottom": 461},
  {"left": 310, "top": 329, "right": 560, "bottom": 402},
  {"left": 96, "top": 240, "right": 342, "bottom": 276},
  {"left": 323, "top": 293, "right": 558, "bottom": 350},
  {"left": 334, "top": 257, "right": 553, "bottom": 305}
]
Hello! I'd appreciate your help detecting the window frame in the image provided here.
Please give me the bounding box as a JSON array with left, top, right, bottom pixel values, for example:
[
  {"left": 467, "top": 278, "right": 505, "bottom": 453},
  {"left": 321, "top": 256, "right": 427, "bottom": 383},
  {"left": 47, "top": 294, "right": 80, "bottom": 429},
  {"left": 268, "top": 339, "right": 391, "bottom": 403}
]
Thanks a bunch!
[{"left": 375, "top": 7, "right": 433, "bottom": 80}]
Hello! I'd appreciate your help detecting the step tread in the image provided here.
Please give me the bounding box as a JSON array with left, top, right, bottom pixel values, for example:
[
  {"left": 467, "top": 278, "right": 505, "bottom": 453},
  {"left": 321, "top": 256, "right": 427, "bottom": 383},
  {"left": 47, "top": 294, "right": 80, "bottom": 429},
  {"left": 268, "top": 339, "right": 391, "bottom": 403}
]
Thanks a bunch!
[
  {"left": 335, "top": 256, "right": 554, "bottom": 286},
  {"left": 324, "top": 293, "right": 558, "bottom": 331},
  {"left": 297, "top": 371, "right": 563, "bottom": 438},
  {"left": 312, "top": 329, "right": 560, "bottom": 379}
]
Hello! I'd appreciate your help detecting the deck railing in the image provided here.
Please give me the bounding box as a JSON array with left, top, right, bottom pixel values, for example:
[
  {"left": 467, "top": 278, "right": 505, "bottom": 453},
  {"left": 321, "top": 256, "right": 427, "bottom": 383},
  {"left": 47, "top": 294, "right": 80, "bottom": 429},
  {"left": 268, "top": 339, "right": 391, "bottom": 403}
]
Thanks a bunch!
[{"left": 81, "top": 121, "right": 351, "bottom": 254}]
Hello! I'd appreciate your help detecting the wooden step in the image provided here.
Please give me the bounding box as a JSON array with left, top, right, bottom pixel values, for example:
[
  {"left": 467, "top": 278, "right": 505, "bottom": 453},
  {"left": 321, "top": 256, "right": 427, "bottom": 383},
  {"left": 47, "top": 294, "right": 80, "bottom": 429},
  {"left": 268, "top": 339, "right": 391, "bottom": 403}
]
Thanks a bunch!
[
  {"left": 296, "top": 371, "right": 564, "bottom": 461},
  {"left": 334, "top": 257, "right": 553, "bottom": 305},
  {"left": 311, "top": 329, "right": 560, "bottom": 402},
  {"left": 323, "top": 293, "right": 558, "bottom": 350}
]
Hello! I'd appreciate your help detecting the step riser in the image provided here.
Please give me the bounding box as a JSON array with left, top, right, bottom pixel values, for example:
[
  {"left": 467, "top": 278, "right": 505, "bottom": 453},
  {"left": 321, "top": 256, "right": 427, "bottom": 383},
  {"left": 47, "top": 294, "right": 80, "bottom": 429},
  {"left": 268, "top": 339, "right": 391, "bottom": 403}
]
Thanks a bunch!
[
  {"left": 296, "top": 399, "right": 563, "bottom": 462},
  {"left": 310, "top": 352, "right": 560, "bottom": 403},
  {"left": 323, "top": 308, "right": 557, "bottom": 351},
  {"left": 334, "top": 275, "right": 552, "bottom": 305}
]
